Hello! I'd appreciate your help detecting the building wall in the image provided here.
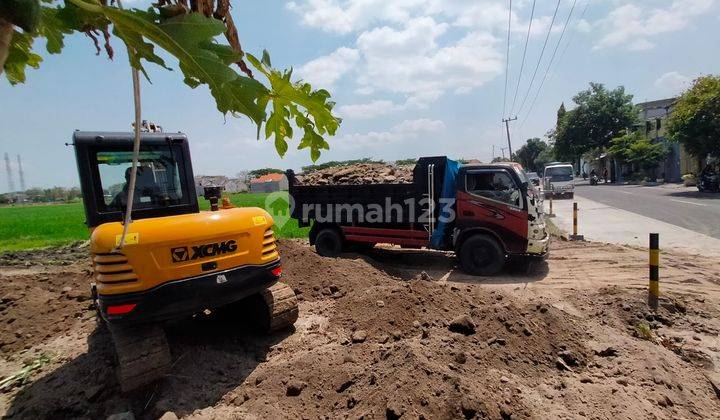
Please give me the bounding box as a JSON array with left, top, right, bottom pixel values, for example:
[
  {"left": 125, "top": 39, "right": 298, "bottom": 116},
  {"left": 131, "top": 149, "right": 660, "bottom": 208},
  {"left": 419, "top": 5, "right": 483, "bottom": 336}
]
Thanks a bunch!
[{"left": 250, "top": 181, "right": 280, "bottom": 193}]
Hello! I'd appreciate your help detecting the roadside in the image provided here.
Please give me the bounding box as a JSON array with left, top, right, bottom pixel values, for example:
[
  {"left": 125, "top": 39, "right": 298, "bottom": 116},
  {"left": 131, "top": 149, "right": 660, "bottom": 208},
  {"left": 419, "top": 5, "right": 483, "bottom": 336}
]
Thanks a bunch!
[
  {"left": 1, "top": 239, "right": 719, "bottom": 419},
  {"left": 544, "top": 194, "right": 720, "bottom": 257}
]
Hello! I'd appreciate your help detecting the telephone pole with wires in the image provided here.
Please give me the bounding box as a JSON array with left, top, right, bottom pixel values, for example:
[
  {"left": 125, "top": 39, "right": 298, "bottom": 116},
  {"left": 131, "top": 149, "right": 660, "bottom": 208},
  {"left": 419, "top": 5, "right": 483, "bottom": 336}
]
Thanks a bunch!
[{"left": 502, "top": 116, "right": 517, "bottom": 159}]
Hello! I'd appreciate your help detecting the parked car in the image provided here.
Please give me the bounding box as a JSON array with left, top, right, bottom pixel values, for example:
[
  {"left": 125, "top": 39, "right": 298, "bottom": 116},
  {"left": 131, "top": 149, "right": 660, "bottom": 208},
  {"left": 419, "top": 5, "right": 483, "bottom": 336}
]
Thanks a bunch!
[
  {"left": 698, "top": 162, "right": 719, "bottom": 192},
  {"left": 543, "top": 163, "right": 575, "bottom": 198}
]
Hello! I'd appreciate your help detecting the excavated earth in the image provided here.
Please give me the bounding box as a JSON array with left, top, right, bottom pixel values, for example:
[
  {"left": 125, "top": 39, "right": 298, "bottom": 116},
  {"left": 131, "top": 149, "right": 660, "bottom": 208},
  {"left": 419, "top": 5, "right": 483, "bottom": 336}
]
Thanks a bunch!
[
  {"left": 1, "top": 238, "right": 720, "bottom": 419},
  {"left": 294, "top": 163, "right": 414, "bottom": 185}
]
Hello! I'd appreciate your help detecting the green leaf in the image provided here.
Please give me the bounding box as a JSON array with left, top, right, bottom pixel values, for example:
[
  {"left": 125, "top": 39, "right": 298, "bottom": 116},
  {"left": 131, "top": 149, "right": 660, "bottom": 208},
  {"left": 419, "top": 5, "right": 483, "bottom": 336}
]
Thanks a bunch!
[
  {"left": 4, "top": 30, "right": 42, "bottom": 84},
  {"left": 261, "top": 49, "right": 271, "bottom": 67}
]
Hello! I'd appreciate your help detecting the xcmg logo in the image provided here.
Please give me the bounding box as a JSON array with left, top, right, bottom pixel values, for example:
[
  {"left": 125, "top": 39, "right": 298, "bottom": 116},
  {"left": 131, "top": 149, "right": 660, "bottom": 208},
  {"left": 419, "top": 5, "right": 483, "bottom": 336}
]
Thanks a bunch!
[{"left": 171, "top": 240, "right": 237, "bottom": 263}]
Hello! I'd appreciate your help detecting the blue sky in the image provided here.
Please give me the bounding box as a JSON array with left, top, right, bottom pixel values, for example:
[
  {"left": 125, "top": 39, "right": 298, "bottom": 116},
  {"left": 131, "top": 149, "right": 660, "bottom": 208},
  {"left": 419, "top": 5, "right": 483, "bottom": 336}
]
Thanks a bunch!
[{"left": 1, "top": 0, "right": 719, "bottom": 191}]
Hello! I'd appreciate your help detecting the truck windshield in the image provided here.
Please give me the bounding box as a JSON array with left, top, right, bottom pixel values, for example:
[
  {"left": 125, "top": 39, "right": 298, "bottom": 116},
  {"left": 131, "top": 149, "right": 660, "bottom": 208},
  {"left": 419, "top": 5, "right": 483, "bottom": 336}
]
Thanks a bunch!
[
  {"left": 545, "top": 166, "right": 573, "bottom": 182},
  {"left": 96, "top": 147, "right": 188, "bottom": 212}
]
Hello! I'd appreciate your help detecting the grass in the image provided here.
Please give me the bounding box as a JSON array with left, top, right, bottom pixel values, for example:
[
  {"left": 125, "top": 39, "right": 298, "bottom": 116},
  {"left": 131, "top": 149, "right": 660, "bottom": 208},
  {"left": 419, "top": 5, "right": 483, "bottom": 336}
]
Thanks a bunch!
[{"left": 0, "top": 192, "right": 308, "bottom": 253}]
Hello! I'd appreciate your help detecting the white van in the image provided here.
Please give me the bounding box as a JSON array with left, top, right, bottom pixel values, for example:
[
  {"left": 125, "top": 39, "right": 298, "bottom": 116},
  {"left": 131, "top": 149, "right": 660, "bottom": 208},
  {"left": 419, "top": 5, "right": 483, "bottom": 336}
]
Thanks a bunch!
[{"left": 543, "top": 163, "right": 575, "bottom": 199}]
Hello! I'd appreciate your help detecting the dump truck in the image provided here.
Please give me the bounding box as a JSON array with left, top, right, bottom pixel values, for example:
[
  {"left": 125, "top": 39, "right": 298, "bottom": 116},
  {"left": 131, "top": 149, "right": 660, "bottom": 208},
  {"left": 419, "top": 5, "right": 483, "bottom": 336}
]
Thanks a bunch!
[
  {"left": 73, "top": 131, "right": 298, "bottom": 392},
  {"left": 287, "top": 157, "right": 548, "bottom": 275}
]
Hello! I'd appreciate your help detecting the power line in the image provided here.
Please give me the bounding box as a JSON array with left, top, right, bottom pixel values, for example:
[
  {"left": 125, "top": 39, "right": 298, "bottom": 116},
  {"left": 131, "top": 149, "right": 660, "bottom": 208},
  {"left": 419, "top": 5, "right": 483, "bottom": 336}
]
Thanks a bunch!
[
  {"left": 555, "top": 0, "right": 590, "bottom": 69},
  {"left": 515, "top": 0, "right": 562, "bottom": 118},
  {"left": 509, "top": 0, "right": 536, "bottom": 117},
  {"left": 502, "top": 0, "right": 513, "bottom": 118},
  {"left": 521, "top": 0, "right": 578, "bottom": 127}
]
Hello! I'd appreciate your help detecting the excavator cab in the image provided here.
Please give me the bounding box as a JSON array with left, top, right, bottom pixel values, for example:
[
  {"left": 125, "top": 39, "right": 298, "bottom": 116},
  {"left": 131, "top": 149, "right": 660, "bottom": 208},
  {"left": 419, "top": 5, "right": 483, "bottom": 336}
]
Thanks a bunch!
[{"left": 72, "top": 131, "right": 298, "bottom": 392}]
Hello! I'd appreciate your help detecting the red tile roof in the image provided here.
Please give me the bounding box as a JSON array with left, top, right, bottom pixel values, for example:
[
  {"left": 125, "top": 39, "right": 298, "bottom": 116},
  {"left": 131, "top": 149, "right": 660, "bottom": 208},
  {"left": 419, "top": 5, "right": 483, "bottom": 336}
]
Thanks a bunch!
[{"left": 250, "top": 173, "right": 284, "bottom": 183}]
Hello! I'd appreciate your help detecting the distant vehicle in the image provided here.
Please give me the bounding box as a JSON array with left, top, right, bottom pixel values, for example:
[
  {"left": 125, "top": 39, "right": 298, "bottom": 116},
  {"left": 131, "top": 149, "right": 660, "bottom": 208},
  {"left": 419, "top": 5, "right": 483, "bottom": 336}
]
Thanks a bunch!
[
  {"left": 525, "top": 171, "right": 541, "bottom": 187},
  {"left": 698, "top": 162, "right": 719, "bottom": 192},
  {"left": 543, "top": 163, "right": 575, "bottom": 198}
]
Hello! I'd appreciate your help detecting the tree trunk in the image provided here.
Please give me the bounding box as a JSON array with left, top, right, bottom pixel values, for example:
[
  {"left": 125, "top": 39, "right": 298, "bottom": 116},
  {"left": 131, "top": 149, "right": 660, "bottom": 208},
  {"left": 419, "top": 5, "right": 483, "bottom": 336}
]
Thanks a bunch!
[{"left": 0, "top": 18, "right": 13, "bottom": 77}]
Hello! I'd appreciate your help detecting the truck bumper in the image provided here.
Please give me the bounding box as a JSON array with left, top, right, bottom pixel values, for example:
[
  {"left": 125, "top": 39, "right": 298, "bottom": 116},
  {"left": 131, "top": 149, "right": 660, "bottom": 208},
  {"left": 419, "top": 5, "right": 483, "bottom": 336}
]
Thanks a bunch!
[
  {"left": 525, "top": 231, "right": 550, "bottom": 258},
  {"left": 97, "top": 259, "right": 282, "bottom": 325}
]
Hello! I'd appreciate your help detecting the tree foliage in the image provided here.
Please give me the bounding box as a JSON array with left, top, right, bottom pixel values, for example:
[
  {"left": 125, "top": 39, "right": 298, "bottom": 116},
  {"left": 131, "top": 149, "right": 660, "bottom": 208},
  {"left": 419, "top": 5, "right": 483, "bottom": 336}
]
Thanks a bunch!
[
  {"left": 248, "top": 168, "right": 284, "bottom": 178},
  {"left": 609, "top": 131, "right": 667, "bottom": 174},
  {"left": 513, "top": 138, "right": 548, "bottom": 172},
  {"left": 667, "top": 75, "right": 720, "bottom": 159},
  {"left": 0, "top": 0, "right": 340, "bottom": 161},
  {"left": 554, "top": 83, "right": 637, "bottom": 161}
]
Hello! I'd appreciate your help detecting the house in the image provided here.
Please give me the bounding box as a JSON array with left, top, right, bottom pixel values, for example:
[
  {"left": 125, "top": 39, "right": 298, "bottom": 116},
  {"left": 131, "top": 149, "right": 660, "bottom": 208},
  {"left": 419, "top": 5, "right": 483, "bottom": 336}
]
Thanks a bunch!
[
  {"left": 634, "top": 98, "right": 703, "bottom": 182},
  {"left": 194, "top": 175, "right": 248, "bottom": 196},
  {"left": 249, "top": 173, "right": 288, "bottom": 193}
]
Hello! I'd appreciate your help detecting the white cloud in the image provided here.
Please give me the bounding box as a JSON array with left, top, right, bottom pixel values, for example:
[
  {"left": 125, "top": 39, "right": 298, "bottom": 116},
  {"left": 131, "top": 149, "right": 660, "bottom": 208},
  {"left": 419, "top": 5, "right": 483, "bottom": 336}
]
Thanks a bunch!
[
  {"left": 354, "top": 18, "right": 503, "bottom": 105},
  {"left": 296, "top": 15, "right": 504, "bottom": 112},
  {"left": 575, "top": 18, "right": 592, "bottom": 33},
  {"left": 286, "top": 0, "right": 429, "bottom": 34},
  {"left": 594, "top": 0, "right": 715, "bottom": 51},
  {"left": 296, "top": 47, "right": 359, "bottom": 87},
  {"left": 336, "top": 100, "right": 401, "bottom": 119},
  {"left": 336, "top": 118, "right": 445, "bottom": 148},
  {"left": 286, "top": 0, "right": 551, "bottom": 37},
  {"left": 654, "top": 71, "right": 692, "bottom": 95}
]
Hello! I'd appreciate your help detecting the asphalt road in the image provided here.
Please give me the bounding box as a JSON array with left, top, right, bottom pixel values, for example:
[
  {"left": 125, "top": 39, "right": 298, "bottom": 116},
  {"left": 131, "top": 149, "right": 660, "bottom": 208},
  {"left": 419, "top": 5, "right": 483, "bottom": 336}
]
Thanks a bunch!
[{"left": 575, "top": 183, "right": 720, "bottom": 239}]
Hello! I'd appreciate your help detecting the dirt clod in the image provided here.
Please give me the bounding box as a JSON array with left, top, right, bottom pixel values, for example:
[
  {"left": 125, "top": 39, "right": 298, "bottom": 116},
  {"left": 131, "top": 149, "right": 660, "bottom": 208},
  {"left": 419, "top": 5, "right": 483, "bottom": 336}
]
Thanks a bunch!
[{"left": 448, "top": 315, "right": 475, "bottom": 335}]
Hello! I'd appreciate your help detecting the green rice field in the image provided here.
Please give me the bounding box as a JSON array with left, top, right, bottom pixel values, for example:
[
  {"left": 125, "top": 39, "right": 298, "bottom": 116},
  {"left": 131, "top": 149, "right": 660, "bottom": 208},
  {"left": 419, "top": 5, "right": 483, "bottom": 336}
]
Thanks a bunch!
[{"left": 0, "top": 192, "right": 308, "bottom": 253}]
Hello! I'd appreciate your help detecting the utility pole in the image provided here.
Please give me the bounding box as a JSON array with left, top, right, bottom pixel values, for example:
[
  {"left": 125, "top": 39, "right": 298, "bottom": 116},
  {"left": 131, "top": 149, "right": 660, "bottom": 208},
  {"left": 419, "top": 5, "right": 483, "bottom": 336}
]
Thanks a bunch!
[
  {"left": 4, "top": 153, "right": 14, "bottom": 193},
  {"left": 492, "top": 145, "right": 496, "bottom": 160},
  {"left": 502, "top": 116, "right": 517, "bottom": 160},
  {"left": 16, "top": 155, "right": 25, "bottom": 191},
  {"left": 501, "top": 147, "right": 507, "bottom": 160}
]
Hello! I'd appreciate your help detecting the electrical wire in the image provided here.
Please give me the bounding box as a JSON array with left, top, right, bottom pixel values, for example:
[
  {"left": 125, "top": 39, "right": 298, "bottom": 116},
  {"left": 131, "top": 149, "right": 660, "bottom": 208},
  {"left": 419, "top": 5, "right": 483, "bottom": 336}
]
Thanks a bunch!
[
  {"left": 502, "top": 0, "right": 513, "bottom": 118},
  {"left": 520, "top": 0, "right": 578, "bottom": 128},
  {"left": 555, "top": 0, "right": 590, "bottom": 70},
  {"left": 509, "top": 0, "right": 536, "bottom": 117},
  {"left": 515, "top": 0, "right": 562, "bottom": 118}
]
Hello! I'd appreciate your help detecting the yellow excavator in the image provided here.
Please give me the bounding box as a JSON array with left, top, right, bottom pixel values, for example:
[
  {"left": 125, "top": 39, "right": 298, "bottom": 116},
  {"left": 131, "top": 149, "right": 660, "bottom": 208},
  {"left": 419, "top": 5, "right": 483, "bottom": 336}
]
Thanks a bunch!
[{"left": 73, "top": 130, "right": 298, "bottom": 392}]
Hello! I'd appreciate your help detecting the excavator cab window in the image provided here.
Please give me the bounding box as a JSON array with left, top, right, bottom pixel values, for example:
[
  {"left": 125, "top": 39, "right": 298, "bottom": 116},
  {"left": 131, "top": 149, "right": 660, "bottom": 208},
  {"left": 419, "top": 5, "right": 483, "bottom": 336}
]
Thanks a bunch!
[
  {"left": 73, "top": 131, "right": 199, "bottom": 227},
  {"left": 97, "top": 150, "right": 185, "bottom": 211}
]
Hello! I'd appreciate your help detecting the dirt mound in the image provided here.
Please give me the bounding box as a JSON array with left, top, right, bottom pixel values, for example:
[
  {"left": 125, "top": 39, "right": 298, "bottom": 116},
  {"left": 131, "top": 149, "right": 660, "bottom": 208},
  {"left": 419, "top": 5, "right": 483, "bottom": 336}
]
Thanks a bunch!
[
  {"left": 295, "top": 163, "right": 414, "bottom": 185},
  {"left": 2, "top": 239, "right": 720, "bottom": 419}
]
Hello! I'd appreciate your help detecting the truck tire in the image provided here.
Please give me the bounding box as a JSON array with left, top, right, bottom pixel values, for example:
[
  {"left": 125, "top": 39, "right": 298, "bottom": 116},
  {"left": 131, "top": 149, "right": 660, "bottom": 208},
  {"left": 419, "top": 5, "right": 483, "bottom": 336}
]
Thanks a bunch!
[
  {"left": 109, "top": 323, "right": 171, "bottom": 393},
  {"left": 568, "top": 192, "right": 574, "bottom": 199},
  {"left": 315, "top": 228, "right": 343, "bottom": 257},
  {"left": 459, "top": 235, "right": 506, "bottom": 276}
]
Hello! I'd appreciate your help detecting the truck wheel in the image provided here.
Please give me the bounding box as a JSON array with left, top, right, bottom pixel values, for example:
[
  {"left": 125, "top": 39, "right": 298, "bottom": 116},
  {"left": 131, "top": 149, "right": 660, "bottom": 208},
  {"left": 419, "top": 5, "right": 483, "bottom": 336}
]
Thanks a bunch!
[
  {"left": 315, "top": 228, "right": 343, "bottom": 257},
  {"left": 109, "top": 323, "right": 171, "bottom": 393},
  {"left": 568, "top": 192, "right": 574, "bottom": 199},
  {"left": 459, "top": 235, "right": 506, "bottom": 276}
]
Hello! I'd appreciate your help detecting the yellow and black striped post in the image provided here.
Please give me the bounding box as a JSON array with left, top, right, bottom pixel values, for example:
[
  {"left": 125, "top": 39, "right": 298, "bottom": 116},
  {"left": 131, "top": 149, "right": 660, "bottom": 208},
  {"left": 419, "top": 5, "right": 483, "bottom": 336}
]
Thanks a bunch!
[
  {"left": 649, "top": 233, "right": 660, "bottom": 309},
  {"left": 549, "top": 194, "right": 554, "bottom": 216},
  {"left": 570, "top": 202, "right": 584, "bottom": 240}
]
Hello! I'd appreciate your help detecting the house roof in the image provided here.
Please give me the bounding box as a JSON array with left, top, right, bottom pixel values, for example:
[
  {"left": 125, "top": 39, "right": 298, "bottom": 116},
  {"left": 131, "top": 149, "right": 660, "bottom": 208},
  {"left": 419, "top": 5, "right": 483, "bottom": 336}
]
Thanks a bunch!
[
  {"left": 250, "top": 173, "right": 285, "bottom": 183},
  {"left": 636, "top": 98, "right": 676, "bottom": 110}
]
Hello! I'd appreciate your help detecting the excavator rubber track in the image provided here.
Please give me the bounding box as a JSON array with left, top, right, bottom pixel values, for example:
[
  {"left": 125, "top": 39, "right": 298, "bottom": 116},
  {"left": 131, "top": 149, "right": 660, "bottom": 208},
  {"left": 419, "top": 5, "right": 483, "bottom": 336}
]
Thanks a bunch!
[
  {"left": 260, "top": 282, "right": 299, "bottom": 333},
  {"left": 109, "top": 323, "right": 171, "bottom": 393}
]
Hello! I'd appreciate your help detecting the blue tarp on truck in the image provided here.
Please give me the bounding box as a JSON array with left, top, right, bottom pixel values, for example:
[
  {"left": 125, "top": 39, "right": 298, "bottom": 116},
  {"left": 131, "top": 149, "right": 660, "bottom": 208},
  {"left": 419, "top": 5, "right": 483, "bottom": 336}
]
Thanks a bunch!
[{"left": 429, "top": 158, "right": 460, "bottom": 249}]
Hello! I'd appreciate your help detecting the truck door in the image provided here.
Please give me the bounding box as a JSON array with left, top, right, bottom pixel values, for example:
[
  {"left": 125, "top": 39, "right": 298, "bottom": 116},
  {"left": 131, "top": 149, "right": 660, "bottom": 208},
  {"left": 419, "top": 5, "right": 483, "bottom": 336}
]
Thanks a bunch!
[{"left": 456, "top": 168, "right": 528, "bottom": 254}]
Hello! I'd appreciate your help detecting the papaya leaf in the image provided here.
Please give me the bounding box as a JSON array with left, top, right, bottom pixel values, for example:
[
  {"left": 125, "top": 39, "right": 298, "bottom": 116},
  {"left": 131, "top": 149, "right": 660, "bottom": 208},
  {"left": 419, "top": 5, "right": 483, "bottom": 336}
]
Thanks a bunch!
[{"left": 4, "top": 30, "right": 42, "bottom": 84}]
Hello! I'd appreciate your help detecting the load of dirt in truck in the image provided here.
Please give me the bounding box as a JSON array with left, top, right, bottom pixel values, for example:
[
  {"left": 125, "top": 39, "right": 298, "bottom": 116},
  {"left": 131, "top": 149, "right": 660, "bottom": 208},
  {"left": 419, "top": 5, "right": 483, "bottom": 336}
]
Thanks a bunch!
[{"left": 294, "top": 162, "right": 414, "bottom": 185}]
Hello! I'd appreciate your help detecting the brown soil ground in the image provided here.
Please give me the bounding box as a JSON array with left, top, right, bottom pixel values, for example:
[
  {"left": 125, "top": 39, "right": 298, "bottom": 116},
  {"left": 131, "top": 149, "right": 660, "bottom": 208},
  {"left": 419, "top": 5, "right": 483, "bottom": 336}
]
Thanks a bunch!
[{"left": 1, "top": 238, "right": 719, "bottom": 419}]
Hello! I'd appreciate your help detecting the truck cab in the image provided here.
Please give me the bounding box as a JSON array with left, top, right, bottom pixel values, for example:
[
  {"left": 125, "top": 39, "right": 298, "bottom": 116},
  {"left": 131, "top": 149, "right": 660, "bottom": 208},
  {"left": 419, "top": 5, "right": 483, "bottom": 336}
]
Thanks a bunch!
[{"left": 543, "top": 162, "right": 575, "bottom": 199}]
